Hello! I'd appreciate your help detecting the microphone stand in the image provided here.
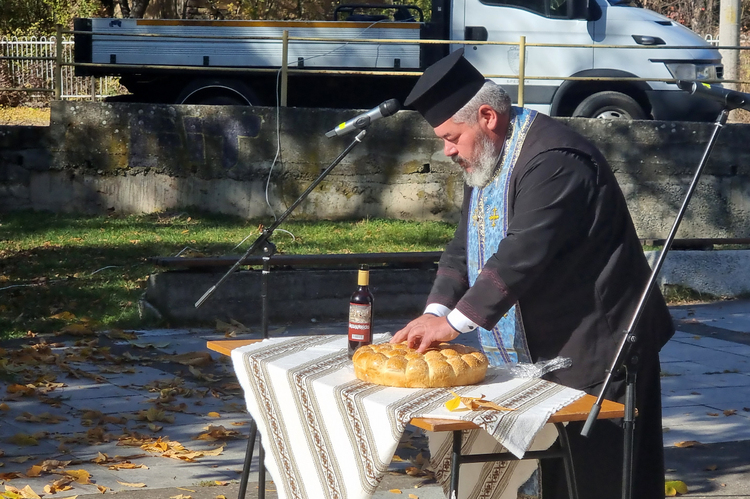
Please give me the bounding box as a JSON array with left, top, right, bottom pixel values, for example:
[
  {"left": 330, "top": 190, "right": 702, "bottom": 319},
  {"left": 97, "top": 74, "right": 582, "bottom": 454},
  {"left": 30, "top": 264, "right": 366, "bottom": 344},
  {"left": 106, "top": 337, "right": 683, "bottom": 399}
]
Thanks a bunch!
[
  {"left": 579, "top": 106, "right": 730, "bottom": 499},
  {"left": 194, "top": 129, "right": 368, "bottom": 339}
]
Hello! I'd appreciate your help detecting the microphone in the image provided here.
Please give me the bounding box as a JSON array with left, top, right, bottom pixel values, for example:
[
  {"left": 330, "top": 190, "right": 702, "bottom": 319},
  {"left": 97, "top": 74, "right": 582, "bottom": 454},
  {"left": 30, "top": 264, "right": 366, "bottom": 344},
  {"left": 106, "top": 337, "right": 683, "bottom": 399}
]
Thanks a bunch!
[
  {"left": 677, "top": 80, "right": 750, "bottom": 112},
  {"left": 325, "top": 99, "right": 401, "bottom": 138}
]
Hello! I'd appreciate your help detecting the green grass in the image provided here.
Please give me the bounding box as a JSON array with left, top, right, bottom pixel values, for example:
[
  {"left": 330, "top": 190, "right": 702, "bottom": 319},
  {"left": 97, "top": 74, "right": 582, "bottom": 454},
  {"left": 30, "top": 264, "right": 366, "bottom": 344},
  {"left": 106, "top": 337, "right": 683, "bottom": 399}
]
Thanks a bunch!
[{"left": 0, "top": 210, "right": 456, "bottom": 339}]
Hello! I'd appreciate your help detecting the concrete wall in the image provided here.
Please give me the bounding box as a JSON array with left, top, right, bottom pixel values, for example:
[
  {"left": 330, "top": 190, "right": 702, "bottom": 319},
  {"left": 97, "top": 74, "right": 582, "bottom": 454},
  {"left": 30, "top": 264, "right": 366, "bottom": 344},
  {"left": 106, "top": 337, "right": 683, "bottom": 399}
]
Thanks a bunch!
[{"left": 3, "top": 101, "right": 750, "bottom": 238}]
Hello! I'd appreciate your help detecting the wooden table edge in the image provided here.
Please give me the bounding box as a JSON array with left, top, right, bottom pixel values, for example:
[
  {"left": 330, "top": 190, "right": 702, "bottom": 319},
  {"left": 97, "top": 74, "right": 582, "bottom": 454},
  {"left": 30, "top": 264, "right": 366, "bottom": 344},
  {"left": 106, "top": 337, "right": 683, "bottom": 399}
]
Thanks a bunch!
[
  {"left": 207, "top": 340, "right": 625, "bottom": 431},
  {"left": 409, "top": 394, "right": 624, "bottom": 432},
  {"left": 208, "top": 339, "right": 263, "bottom": 356}
]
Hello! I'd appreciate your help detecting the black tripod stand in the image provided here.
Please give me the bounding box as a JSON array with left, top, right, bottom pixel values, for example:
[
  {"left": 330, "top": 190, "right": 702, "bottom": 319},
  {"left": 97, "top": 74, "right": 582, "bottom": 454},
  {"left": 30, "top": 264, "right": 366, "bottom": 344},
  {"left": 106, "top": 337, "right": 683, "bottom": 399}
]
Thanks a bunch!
[
  {"left": 581, "top": 83, "right": 741, "bottom": 499},
  {"left": 194, "top": 129, "right": 368, "bottom": 499}
]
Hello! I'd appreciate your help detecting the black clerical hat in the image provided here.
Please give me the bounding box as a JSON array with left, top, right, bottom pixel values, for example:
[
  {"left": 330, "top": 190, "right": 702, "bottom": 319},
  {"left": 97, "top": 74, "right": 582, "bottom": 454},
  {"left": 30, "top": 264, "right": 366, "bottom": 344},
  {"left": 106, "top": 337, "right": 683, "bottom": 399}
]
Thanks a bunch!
[{"left": 404, "top": 48, "right": 486, "bottom": 127}]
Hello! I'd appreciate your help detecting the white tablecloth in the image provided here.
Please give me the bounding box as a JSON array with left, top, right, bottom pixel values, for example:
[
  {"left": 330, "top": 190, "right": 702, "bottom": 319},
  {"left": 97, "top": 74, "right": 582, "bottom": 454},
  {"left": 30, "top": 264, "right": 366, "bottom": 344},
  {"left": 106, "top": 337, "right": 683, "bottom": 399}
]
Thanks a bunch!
[{"left": 231, "top": 334, "right": 584, "bottom": 499}]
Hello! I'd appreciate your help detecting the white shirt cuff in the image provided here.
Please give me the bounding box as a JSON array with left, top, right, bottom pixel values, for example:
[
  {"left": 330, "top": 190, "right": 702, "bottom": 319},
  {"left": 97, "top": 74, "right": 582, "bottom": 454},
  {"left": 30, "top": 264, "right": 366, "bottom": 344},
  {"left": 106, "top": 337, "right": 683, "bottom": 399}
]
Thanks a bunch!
[
  {"left": 424, "top": 303, "right": 451, "bottom": 317},
  {"left": 446, "top": 309, "right": 479, "bottom": 334}
]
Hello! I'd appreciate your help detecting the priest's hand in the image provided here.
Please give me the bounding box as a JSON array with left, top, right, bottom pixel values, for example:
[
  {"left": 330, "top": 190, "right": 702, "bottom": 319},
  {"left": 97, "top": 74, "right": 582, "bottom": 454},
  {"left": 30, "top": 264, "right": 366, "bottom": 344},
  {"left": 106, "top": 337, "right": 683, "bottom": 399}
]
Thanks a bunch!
[{"left": 391, "top": 314, "right": 459, "bottom": 353}]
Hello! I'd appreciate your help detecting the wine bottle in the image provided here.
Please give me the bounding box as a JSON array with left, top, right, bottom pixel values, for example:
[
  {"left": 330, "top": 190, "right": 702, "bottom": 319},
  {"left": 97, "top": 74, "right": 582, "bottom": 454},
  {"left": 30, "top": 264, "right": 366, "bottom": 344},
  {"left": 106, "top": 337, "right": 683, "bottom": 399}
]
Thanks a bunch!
[{"left": 348, "top": 264, "right": 374, "bottom": 358}]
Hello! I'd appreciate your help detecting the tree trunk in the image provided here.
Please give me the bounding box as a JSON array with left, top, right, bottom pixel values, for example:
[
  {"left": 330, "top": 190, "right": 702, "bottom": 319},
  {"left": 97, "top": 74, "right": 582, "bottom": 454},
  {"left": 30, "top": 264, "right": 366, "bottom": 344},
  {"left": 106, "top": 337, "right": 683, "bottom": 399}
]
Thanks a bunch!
[
  {"left": 120, "top": 0, "right": 131, "bottom": 17},
  {"left": 130, "top": 0, "right": 151, "bottom": 17}
]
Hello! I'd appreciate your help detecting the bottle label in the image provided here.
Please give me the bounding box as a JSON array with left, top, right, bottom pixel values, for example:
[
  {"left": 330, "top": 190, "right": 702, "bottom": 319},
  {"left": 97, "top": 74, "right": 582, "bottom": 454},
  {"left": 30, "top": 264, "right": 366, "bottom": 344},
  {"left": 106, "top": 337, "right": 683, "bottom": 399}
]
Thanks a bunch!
[{"left": 348, "top": 303, "right": 372, "bottom": 341}]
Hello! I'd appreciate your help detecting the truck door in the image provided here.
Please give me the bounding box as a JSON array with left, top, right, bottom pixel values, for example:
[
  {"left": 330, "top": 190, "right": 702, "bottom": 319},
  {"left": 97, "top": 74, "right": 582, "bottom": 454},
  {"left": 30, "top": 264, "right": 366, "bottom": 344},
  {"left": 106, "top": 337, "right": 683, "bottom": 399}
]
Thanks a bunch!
[{"left": 456, "top": 0, "right": 594, "bottom": 114}]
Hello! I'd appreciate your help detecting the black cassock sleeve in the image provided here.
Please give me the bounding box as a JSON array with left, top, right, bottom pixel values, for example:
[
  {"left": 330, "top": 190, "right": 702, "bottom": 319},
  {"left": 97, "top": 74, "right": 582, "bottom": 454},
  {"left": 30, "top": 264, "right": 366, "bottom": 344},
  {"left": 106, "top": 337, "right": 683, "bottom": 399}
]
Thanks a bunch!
[{"left": 438, "top": 150, "right": 598, "bottom": 330}]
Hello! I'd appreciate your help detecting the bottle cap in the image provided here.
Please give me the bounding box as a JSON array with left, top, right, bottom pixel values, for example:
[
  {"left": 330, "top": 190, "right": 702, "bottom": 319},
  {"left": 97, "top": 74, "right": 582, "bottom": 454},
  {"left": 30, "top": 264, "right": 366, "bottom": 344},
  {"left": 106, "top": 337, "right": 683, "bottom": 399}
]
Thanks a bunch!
[{"left": 358, "top": 264, "right": 369, "bottom": 286}]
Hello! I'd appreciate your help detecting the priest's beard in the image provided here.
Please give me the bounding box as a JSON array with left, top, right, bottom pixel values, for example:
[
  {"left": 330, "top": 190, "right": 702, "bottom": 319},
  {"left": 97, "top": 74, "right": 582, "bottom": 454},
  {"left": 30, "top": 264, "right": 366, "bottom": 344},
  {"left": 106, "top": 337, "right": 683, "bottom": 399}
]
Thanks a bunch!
[{"left": 452, "top": 132, "right": 502, "bottom": 188}]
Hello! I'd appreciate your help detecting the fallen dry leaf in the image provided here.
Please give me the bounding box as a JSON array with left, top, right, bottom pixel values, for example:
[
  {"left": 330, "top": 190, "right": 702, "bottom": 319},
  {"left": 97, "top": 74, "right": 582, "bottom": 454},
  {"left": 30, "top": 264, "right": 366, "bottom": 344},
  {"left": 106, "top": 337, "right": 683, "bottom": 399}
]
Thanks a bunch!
[
  {"left": 6, "top": 384, "right": 35, "bottom": 397},
  {"left": 723, "top": 409, "right": 737, "bottom": 416},
  {"left": 194, "top": 425, "right": 242, "bottom": 441},
  {"left": 674, "top": 440, "right": 702, "bottom": 448},
  {"left": 117, "top": 481, "right": 146, "bottom": 488},
  {"left": 0, "top": 471, "right": 25, "bottom": 480},
  {"left": 25, "top": 465, "right": 43, "bottom": 477},
  {"left": 7, "top": 433, "right": 39, "bottom": 446},
  {"left": 705, "top": 464, "right": 718, "bottom": 471},
  {"left": 171, "top": 352, "right": 213, "bottom": 367},
  {"left": 136, "top": 407, "right": 174, "bottom": 424},
  {"left": 44, "top": 476, "right": 74, "bottom": 494},
  {"left": 108, "top": 462, "right": 148, "bottom": 471},
  {"left": 4, "top": 484, "right": 42, "bottom": 499},
  {"left": 63, "top": 469, "right": 92, "bottom": 485}
]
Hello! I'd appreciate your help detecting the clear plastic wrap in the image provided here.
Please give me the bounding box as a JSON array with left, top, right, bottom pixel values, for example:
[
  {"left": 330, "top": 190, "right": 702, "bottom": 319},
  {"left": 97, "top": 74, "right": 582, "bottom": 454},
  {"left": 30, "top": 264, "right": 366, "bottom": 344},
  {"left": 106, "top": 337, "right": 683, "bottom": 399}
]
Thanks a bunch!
[{"left": 496, "top": 356, "right": 573, "bottom": 379}]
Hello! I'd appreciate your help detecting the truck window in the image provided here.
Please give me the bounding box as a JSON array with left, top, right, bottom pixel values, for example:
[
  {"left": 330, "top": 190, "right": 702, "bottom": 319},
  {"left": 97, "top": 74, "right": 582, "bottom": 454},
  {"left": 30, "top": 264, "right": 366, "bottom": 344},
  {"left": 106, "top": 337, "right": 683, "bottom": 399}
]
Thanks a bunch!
[{"left": 479, "top": 0, "right": 569, "bottom": 18}]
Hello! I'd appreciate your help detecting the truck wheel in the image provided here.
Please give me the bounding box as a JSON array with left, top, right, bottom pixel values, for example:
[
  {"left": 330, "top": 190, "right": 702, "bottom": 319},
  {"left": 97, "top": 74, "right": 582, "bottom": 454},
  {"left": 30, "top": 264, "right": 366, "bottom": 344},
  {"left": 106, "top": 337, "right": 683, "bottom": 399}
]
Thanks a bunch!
[
  {"left": 572, "top": 91, "right": 648, "bottom": 120},
  {"left": 176, "top": 79, "right": 256, "bottom": 106}
]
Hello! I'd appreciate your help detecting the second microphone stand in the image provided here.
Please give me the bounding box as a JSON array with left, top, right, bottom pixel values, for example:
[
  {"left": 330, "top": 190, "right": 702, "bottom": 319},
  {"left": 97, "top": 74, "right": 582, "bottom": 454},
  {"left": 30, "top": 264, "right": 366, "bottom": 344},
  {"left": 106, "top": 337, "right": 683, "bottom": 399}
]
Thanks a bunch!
[
  {"left": 194, "top": 129, "right": 368, "bottom": 339},
  {"left": 581, "top": 106, "right": 731, "bottom": 499}
]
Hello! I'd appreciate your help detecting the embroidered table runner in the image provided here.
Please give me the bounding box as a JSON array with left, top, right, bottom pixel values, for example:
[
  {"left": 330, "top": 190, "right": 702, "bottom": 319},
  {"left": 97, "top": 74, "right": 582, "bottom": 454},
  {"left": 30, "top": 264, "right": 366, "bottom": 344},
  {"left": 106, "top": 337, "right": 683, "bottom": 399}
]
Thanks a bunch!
[{"left": 231, "top": 334, "right": 584, "bottom": 499}]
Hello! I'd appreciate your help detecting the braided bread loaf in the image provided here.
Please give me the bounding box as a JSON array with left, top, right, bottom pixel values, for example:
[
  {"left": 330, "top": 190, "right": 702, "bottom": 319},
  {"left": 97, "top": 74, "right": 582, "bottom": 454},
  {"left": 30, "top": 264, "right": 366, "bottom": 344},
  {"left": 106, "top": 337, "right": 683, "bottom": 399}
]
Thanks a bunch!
[{"left": 352, "top": 342, "right": 489, "bottom": 388}]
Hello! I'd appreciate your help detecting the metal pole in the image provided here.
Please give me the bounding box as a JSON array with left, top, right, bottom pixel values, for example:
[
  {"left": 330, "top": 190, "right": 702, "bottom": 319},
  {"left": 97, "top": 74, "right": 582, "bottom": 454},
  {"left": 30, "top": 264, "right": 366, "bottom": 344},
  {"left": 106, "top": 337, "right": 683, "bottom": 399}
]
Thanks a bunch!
[
  {"left": 54, "top": 24, "right": 63, "bottom": 100},
  {"left": 518, "top": 36, "right": 526, "bottom": 107},
  {"left": 719, "top": 0, "right": 741, "bottom": 90},
  {"left": 621, "top": 369, "right": 636, "bottom": 499},
  {"left": 281, "top": 30, "right": 289, "bottom": 107}
]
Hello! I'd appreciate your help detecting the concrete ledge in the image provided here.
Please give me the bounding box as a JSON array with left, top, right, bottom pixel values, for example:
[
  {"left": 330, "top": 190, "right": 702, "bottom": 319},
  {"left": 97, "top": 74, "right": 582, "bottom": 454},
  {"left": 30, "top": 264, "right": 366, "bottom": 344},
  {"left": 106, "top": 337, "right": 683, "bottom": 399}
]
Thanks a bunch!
[
  {"left": 145, "top": 267, "right": 436, "bottom": 326},
  {"left": 145, "top": 250, "right": 750, "bottom": 326},
  {"left": 646, "top": 249, "right": 750, "bottom": 298}
]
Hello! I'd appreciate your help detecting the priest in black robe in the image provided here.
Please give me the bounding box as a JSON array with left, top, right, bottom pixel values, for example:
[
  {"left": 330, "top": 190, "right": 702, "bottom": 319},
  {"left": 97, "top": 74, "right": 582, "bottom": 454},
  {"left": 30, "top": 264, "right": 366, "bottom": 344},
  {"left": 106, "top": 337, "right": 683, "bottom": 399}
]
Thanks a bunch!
[{"left": 391, "top": 49, "right": 674, "bottom": 499}]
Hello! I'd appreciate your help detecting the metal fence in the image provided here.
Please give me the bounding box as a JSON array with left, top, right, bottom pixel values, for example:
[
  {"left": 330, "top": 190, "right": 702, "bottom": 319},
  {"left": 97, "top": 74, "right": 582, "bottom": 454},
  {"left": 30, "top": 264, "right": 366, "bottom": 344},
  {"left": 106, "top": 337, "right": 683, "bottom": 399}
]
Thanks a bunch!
[{"left": 0, "top": 34, "right": 122, "bottom": 99}]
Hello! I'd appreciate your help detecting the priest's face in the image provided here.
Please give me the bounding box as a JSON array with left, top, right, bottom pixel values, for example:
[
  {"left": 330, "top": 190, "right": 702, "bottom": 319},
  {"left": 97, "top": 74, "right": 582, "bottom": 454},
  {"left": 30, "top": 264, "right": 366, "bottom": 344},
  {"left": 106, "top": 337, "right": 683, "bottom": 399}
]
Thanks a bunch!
[{"left": 434, "top": 120, "right": 502, "bottom": 188}]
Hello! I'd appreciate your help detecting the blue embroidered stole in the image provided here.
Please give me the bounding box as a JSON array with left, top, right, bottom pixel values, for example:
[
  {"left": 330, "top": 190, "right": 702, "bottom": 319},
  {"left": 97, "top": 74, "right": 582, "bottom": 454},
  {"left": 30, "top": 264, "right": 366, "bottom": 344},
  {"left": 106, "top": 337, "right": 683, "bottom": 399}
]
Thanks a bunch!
[{"left": 466, "top": 107, "right": 536, "bottom": 367}]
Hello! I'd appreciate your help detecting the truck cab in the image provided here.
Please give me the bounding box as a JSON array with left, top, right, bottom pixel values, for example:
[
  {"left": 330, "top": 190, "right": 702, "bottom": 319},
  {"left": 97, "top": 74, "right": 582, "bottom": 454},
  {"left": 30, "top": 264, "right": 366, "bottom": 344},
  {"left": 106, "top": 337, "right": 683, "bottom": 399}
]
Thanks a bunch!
[{"left": 449, "top": 0, "right": 724, "bottom": 120}]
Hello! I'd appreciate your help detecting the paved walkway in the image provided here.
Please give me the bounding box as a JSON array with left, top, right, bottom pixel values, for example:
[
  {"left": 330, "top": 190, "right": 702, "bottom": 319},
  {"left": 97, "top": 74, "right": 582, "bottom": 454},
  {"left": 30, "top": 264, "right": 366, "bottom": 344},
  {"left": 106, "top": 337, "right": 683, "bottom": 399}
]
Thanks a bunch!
[{"left": 1, "top": 301, "right": 749, "bottom": 497}]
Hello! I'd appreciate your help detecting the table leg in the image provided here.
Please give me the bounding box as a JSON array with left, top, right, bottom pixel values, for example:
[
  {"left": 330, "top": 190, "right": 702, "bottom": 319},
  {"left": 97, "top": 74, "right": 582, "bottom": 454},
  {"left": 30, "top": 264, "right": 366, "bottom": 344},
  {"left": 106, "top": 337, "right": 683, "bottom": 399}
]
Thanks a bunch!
[
  {"left": 449, "top": 430, "right": 462, "bottom": 498},
  {"left": 258, "top": 442, "right": 266, "bottom": 499},
  {"left": 238, "top": 420, "right": 257, "bottom": 499},
  {"left": 554, "top": 422, "right": 579, "bottom": 499}
]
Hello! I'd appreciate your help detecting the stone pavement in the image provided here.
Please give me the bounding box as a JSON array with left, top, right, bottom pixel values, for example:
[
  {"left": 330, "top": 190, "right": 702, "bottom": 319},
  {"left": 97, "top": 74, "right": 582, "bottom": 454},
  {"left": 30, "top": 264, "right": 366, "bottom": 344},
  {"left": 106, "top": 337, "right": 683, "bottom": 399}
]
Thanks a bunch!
[{"left": 1, "top": 301, "right": 750, "bottom": 498}]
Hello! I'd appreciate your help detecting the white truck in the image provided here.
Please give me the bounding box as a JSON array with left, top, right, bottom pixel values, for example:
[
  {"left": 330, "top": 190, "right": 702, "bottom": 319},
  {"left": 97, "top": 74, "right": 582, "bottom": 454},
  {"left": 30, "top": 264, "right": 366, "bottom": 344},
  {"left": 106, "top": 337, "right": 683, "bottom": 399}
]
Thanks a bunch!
[{"left": 74, "top": 0, "right": 724, "bottom": 121}]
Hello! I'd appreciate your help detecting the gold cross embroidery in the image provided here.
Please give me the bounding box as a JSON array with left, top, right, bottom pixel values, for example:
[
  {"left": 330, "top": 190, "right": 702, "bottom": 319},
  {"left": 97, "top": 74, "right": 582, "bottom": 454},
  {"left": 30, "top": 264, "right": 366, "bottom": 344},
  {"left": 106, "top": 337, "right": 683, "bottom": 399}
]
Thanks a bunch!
[{"left": 489, "top": 208, "right": 499, "bottom": 227}]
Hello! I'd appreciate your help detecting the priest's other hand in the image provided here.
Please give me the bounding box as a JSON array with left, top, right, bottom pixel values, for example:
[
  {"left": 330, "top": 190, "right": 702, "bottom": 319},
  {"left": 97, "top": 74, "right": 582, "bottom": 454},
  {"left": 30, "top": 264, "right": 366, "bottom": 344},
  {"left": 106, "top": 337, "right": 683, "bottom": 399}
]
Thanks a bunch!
[{"left": 391, "top": 314, "right": 459, "bottom": 353}]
